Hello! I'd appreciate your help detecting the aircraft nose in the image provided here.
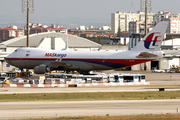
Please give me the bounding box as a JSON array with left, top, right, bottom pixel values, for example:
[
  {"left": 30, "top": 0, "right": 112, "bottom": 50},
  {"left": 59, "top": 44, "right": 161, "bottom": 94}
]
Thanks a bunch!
[
  {"left": 5, "top": 57, "right": 12, "bottom": 64},
  {"left": 5, "top": 54, "right": 15, "bottom": 65}
]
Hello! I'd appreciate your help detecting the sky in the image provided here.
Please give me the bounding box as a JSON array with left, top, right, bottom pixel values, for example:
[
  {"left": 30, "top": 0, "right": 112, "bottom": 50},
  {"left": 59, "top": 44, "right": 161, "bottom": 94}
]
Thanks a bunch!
[{"left": 0, "top": 0, "right": 180, "bottom": 28}]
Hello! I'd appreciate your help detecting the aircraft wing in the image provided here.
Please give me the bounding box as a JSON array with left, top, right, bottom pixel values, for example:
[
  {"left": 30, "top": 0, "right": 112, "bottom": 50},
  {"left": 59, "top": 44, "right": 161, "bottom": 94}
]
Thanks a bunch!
[{"left": 47, "top": 58, "right": 79, "bottom": 70}]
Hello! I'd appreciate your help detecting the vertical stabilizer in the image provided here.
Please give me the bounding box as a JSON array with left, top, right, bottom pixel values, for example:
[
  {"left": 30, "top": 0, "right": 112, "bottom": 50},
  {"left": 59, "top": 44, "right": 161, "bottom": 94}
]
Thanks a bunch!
[{"left": 132, "top": 21, "right": 168, "bottom": 51}]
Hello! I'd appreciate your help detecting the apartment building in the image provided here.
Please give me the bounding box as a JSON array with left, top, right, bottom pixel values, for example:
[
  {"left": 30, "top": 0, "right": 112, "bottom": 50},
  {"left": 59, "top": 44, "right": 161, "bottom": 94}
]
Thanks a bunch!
[
  {"left": 154, "top": 11, "right": 180, "bottom": 23},
  {"left": 69, "top": 25, "right": 111, "bottom": 33},
  {"left": 129, "top": 21, "right": 155, "bottom": 35},
  {"left": 0, "top": 25, "right": 24, "bottom": 42},
  {"left": 162, "top": 18, "right": 180, "bottom": 33},
  {"left": 29, "top": 23, "right": 67, "bottom": 34},
  {"left": 111, "top": 10, "right": 180, "bottom": 34},
  {"left": 111, "top": 11, "right": 154, "bottom": 34}
]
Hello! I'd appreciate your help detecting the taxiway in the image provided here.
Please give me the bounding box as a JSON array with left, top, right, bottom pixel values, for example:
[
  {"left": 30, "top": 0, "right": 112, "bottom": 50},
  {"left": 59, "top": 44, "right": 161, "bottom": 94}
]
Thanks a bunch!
[{"left": 0, "top": 99, "right": 179, "bottom": 119}]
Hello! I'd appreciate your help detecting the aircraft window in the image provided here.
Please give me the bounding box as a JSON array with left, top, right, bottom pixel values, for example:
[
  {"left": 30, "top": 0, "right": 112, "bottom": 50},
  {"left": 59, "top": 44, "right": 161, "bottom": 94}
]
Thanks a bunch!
[{"left": 14, "top": 50, "right": 17, "bottom": 52}]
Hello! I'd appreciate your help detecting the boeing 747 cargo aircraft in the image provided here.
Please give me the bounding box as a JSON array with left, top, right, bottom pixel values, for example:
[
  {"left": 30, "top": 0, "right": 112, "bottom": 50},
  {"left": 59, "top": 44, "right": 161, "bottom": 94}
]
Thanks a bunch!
[{"left": 5, "top": 21, "right": 168, "bottom": 74}]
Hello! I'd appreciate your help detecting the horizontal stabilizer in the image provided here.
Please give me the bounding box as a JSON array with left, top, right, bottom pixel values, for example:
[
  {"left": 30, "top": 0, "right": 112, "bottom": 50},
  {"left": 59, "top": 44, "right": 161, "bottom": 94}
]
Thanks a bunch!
[
  {"left": 163, "top": 51, "right": 180, "bottom": 60},
  {"left": 166, "top": 55, "right": 176, "bottom": 60},
  {"left": 164, "top": 51, "right": 180, "bottom": 56},
  {"left": 136, "top": 52, "right": 158, "bottom": 58}
]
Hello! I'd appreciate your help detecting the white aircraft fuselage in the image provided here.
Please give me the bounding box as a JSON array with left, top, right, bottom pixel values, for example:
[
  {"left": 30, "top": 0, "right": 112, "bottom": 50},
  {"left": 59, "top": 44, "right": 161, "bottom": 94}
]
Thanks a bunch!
[{"left": 5, "top": 47, "right": 163, "bottom": 71}]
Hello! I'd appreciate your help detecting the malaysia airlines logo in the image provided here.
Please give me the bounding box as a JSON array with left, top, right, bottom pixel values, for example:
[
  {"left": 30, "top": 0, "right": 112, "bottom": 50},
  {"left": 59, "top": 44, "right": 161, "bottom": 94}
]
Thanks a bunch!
[{"left": 144, "top": 32, "right": 161, "bottom": 49}]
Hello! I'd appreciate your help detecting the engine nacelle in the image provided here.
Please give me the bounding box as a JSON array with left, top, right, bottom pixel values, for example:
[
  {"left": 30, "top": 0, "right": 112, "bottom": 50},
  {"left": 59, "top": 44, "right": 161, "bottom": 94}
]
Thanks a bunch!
[{"left": 34, "top": 64, "right": 52, "bottom": 74}]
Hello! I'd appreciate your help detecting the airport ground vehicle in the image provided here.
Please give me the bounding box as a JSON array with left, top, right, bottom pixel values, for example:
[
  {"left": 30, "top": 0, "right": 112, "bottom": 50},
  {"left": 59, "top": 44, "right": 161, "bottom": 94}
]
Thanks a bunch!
[
  {"left": 47, "top": 73, "right": 108, "bottom": 83},
  {"left": 118, "top": 74, "right": 145, "bottom": 83},
  {"left": 46, "top": 73, "right": 146, "bottom": 84},
  {"left": 152, "top": 69, "right": 165, "bottom": 73}
]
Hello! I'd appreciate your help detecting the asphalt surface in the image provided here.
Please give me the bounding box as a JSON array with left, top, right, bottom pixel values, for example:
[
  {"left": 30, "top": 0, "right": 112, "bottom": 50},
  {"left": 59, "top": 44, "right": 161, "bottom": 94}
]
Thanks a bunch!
[
  {"left": 1, "top": 71, "right": 180, "bottom": 94},
  {"left": 1, "top": 70, "right": 180, "bottom": 119},
  {"left": 104, "top": 70, "right": 180, "bottom": 85},
  {"left": 0, "top": 86, "right": 180, "bottom": 94},
  {"left": 0, "top": 100, "right": 180, "bottom": 119}
]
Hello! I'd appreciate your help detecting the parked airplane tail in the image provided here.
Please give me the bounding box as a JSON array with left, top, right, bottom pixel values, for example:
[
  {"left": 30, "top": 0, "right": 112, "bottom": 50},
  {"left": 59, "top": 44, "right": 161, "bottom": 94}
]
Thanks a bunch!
[{"left": 132, "top": 21, "right": 168, "bottom": 51}]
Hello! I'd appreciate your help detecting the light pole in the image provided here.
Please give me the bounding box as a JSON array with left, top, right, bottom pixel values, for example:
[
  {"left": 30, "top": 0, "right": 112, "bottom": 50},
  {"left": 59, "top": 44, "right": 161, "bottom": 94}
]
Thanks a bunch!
[
  {"left": 141, "top": 0, "right": 151, "bottom": 70},
  {"left": 140, "top": 0, "right": 151, "bottom": 35},
  {"left": 22, "top": 0, "right": 34, "bottom": 47}
]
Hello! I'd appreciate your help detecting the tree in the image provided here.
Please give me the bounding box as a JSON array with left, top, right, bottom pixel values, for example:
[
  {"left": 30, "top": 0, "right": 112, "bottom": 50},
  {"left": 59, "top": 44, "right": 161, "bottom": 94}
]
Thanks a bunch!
[
  {"left": 94, "top": 36, "right": 103, "bottom": 44},
  {"left": 74, "top": 30, "right": 80, "bottom": 34},
  {"left": 117, "top": 27, "right": 122, "bottom": 37},
  {"left": 96, "top": 31, "right": 104, "bottom": 33},
  {"left": 84, "top": 34, "right": 87, "bottom": 38}
]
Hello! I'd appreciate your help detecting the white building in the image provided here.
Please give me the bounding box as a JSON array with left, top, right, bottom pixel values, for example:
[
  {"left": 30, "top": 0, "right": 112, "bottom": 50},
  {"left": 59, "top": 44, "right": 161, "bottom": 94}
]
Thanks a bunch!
[
  {"left": 129, "top": 21, "right": 154, "bottom": 35},
  {"left": 153, "top": 11, "right": 180, "bottom": 24},
  {"left": 111, "top": 11, "right": 154, "bottom": 33},
  {"left": 162, "top": 18, "right": 180, "bottom": 33},
  {"left": 112, "top": 11, "right": 180, "bottom": 34}
]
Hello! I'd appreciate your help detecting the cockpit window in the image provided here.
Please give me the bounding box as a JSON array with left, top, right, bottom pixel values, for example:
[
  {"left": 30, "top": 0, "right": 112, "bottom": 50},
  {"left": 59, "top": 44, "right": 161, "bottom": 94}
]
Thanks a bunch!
[{"left": 14, "top": 50, "right": 17, "bottom": 52}]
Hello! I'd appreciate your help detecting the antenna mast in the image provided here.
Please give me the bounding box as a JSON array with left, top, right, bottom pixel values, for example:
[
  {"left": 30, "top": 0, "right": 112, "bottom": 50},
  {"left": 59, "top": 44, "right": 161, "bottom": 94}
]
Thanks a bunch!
[
  {"left": 22, "top": 0, "right": 34, "bottom": 47},
  {"left": 141, "top": 0, "right": 152, "bottom": 35}
]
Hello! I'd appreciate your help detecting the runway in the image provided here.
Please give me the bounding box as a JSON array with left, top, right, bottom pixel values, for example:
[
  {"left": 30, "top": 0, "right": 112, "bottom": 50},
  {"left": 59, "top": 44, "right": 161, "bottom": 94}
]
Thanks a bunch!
[
  {"left": 0, "top": 99, "right": 180, "bottom": 119},
  {"left": 0, "top": 86, "right": 180, "bottom": 94}
]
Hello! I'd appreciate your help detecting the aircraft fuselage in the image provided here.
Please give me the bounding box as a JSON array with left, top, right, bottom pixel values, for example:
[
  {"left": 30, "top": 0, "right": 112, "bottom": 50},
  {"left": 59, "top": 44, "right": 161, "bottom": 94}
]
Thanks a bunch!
[{"left": 5, "top": 47, "right": 163, "bottom": 71}]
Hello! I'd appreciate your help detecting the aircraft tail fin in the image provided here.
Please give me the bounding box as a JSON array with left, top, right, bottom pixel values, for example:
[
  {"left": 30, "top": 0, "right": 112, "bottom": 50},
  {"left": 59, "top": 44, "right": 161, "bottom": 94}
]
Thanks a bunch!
[{"left": 132, "top": 21, "right": 168, "bottom": 51}]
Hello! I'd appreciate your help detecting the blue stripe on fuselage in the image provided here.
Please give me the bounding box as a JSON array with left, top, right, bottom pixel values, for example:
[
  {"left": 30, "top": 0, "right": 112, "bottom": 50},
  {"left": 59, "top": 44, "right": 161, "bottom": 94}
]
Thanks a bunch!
[{"left": 5, "top": 58, "right": 128, "bottom": 68}]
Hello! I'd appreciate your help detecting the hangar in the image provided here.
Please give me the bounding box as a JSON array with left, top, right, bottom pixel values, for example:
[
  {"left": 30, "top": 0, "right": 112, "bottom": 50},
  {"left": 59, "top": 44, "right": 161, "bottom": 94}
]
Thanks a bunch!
[{"left": 1, "top": 32, "right": 101, "bottom": 51}]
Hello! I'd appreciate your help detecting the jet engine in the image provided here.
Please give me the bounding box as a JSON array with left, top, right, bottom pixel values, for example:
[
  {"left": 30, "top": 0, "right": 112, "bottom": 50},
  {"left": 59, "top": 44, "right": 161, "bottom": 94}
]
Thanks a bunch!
[{"left": 34, "top": 64, "right": 52, "bottom": 74}]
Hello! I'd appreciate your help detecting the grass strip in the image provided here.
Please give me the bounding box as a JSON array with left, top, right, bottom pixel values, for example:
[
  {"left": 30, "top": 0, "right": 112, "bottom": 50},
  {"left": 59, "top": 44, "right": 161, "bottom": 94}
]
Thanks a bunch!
[
  {"left": 0, "top": 91, "right": 180, "bottom": 101},
  {"left": 3, "top": 114, "right": 180, "bottom": 120}
]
